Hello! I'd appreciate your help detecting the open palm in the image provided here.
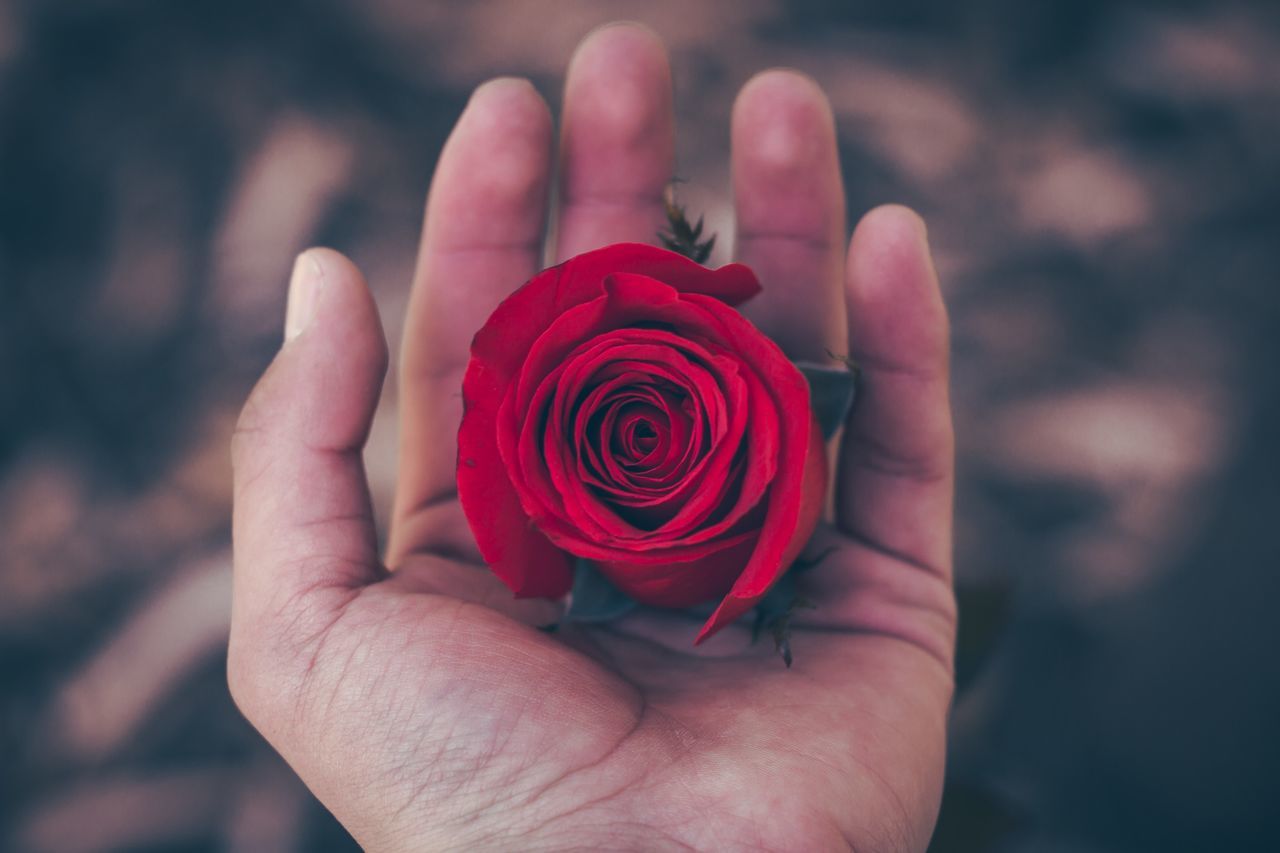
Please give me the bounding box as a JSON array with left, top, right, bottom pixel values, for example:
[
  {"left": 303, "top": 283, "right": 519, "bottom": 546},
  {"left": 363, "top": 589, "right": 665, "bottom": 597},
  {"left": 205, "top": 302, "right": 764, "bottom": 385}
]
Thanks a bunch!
[{"left": 229, "top": 25, "right": 956, "bottom": 852}]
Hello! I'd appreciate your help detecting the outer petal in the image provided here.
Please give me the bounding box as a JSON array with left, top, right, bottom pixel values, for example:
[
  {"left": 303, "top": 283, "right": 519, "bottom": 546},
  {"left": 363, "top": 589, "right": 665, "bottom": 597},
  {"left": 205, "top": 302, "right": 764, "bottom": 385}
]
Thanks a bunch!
[
  {"left": 566, "top": 243, "right": 761, "bottom": 307},
  {"left": 457, "top": 245, "right": 784, "bottom": 609},
  {"left": 598, "top": 534, "right": 758, "bottom": 607},
  {"left": 696, "top": 414, "right": 827, "bottom": 641},
  {"left": 499, "top": 275, "right": 784, "bottom": 562},
  {"left": 470, "top": 243, "right": 761, "bottom": 392},
  {"left": 459, "top": 244, "right": 751, "bottom": 602},
  {"left": 458, "top": 357, "right": 573, "bottom": 597}
]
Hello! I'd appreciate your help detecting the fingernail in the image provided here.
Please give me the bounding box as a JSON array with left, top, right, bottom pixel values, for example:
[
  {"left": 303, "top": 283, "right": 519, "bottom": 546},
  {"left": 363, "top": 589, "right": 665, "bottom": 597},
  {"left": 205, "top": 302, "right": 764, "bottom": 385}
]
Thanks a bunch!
[{"left": 284, "top": 252, "right": 323, "bottom": 341}]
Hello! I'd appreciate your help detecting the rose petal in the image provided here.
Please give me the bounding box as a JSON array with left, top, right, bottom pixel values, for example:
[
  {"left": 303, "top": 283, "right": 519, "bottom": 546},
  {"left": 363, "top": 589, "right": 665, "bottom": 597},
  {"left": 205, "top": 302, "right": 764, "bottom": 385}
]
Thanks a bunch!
[
  {"left": 520, "top": 326, "right": 742, "bottom": 540},
  {"left": 567, "top": 243, "right": 761, "bottom": 307},
  {"left": 565, "top": 352, "right": 734, "bottom": 518},
  {"left": 696, "top": 414, "right": 827, "bottom": 642},
  {"left": 470, "top": 244, "right": 761, "bottom": 395},
  {"left": 457, "top": 358, "right": 573, "bottom": 598},
  {"left": 530, "top": 309, "right": 752, "bottom": 544},
  {"left": 597, "top": 533, "right": 759, "bottom": 608},
  {"left": 463, "top": 252, "right": 815, "bottom": 613}
]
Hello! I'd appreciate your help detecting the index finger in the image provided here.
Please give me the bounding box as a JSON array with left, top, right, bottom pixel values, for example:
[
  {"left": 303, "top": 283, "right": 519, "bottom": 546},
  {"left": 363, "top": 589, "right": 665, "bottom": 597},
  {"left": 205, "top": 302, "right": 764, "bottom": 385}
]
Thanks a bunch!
[{"left": 389, "top": 78, "right": 553, "bottom": 565}]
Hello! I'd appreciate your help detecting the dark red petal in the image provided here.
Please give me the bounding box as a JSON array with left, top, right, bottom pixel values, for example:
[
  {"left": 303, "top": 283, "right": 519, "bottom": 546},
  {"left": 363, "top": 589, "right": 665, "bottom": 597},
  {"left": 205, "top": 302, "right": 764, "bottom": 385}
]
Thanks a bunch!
[
  {"left": 459, "top": 245, "right": 761, "bottom": 603},
  {"left": 572, "top": 339, "right": 726, "bottom": 488},
  {"left": 587, "top": 275, "right": 782, "bottom": 545},
  {"left": 469, "top": 244, "right": 760, "bottom": 396},
  {"left": 572, "top": 355, "right": 731, "bottom": 519},
  {"left": 509, "top": 363, "right": 577, "bottom": 528},
  {"left": 457, "top": 359, "right": 573, "bottom": 598},
  {"left": 567, "top": 242, "right": 761, "bottom": 307},
  {"left": 696, "top": 413, "right": 828, "bottom": 642},
  {"left": 532, "top": 329, "right": 733, "bottom": 528},
  {"left": 468, "top": 259, "right": 808, "bottom": 588},
  {"left": 647, "top": 359, "right": 768, "bottom": 543},
  {"left": 579, "top": 383, "right": 681, "bottom": 494},
  {"left": 515, "top": 275, "right": 788, "bottom": 557},
  {"left": 597, "top": 534, "right": 759, "bottom": 608}
]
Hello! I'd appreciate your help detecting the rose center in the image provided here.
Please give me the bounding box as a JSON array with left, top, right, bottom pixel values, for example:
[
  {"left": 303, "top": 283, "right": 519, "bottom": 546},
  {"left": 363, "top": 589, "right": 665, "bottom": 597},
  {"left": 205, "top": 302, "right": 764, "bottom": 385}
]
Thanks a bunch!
[
  {"left": 609, "top": 402, "right": 675, "bottom": 468},
  {"left": 633, "top": 422, "right": 658, "bottom": 452}
]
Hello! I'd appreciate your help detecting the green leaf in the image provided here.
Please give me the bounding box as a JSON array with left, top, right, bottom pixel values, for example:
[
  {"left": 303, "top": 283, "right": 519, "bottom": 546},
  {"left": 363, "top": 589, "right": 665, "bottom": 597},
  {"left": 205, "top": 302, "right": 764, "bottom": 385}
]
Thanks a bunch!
[
  {"left": 796, "top": 361, "right": 858, "bottom": 439},
  {"left": 564, "top": 559, "right": 638, "bottom": 623}
]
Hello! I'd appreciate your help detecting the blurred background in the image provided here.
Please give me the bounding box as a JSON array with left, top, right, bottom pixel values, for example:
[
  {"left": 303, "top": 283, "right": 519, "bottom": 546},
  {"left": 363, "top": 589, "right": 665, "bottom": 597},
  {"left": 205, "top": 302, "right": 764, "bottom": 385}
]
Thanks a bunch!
[{"left": 2, "top": 0, "right": 1278, "bottom": 850}]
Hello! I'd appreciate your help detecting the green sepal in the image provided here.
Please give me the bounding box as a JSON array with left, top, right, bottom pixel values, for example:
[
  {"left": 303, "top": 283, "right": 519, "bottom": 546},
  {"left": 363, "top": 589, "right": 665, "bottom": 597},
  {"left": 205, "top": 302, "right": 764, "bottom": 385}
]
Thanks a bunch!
[
  {"left": 658, "top": 184, "right": 716, "bottom": 264},
  {"left": 750, "top": 545, "right": 837, "bottom": 666},
  {"left": 751, "top": 570, "right": 817, "bottom": 668},
  {"left": 564, "top": 559, "right": 638, "bottom": 624},
  {"left": 796, "top": 361, "right": 858, "bottom": 439}
]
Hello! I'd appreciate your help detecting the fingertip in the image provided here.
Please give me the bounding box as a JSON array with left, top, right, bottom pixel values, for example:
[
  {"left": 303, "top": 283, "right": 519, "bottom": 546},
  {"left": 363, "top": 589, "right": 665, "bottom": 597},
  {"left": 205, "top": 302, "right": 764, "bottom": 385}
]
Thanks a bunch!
[
  {"left": 466, "top": 76, "right": 552, "bottom": 137},
  {"left": 242, "top": 247, "right": 387, "bottom": 464},
  {"left": 731, "top": 68, "right": 845, "bottom": 361},
  {"left": 852, "top": 204, "right": 929, "bottom": 253},
  {"left": 555, "top": 21, "right": 674, "bottom": 258},
  {"left": 563, "top": 21, "right": 672, "bottom": 155},
  {"left": 298, "top": 246, "right": 388, "bottom": 369},
  {"left": 740, "top": 66, "right": 827, "bottom": 98},
  {"left": 301, "top": 245, "right": 365, "bottom": 284},
  {"left": 733, "top": 69, "right": 836, "bottom": 176},
  {"left": 448, "top": 77, "right": 553, "bottom": 203},
  {"left": 471, "top": 74, "right": 539, "bottom": 100},
  {"left": 731, "top": 70, "right": 842, "bottom": 247},
  {"left": 846, "top": 205, "right": 946, "bottom": 350},
  {"left": 569, "top": 21, "right": 669, "bottom": 81}
]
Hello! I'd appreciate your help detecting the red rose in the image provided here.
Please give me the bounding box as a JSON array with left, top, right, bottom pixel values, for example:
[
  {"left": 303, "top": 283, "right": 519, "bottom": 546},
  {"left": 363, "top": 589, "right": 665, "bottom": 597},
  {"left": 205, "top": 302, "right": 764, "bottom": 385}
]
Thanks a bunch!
[{"left": 458, "top": 243, "right": 826, "bottom": 642}]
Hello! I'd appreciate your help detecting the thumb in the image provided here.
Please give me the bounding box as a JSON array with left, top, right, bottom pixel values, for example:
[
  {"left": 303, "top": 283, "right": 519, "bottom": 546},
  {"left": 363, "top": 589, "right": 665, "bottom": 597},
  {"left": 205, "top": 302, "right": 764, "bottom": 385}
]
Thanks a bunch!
[{"left": 229, "top": 248, "right": 388, "bottom": 674}]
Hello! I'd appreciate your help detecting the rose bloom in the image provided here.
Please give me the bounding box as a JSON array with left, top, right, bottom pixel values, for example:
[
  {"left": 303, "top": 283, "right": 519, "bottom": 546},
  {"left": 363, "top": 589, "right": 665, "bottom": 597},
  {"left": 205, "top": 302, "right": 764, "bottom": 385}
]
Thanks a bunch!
[{"left": 457, "top": 243, "right": 825, "bottom": 641}]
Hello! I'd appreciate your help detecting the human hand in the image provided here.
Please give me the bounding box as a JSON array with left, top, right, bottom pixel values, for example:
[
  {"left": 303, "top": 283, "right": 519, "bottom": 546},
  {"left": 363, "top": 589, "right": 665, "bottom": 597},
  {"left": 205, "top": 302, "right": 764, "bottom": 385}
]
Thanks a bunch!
[{"left": 229, "top": 23, "right": 955, "bottom": 852}]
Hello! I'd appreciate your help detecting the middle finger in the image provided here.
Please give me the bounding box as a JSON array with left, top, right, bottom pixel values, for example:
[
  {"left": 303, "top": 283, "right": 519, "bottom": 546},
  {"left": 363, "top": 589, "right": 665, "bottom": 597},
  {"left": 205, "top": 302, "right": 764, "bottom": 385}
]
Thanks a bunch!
[
  {"left": 554, "top": 23, "right": 675, "bottom": 261},
  {"left": 732, "top": 70, "right": 847, "bottom": 362}
]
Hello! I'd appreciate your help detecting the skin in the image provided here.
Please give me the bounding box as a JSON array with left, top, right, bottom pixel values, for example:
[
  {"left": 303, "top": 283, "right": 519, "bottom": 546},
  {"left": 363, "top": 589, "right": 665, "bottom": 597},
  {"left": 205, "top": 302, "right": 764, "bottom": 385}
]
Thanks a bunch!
[{"left": 229, "top": 23, "right": 956, "bottom": 853}]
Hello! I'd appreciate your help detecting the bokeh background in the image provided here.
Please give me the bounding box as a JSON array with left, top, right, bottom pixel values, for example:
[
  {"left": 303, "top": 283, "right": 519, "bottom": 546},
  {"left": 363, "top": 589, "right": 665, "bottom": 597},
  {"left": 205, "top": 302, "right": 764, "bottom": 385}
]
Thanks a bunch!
[{"left": 3, "top": 1, "right": 1278, "bottom": 850}]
